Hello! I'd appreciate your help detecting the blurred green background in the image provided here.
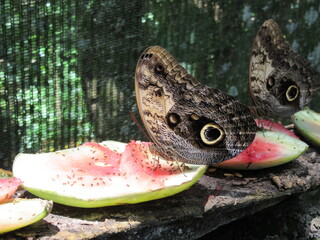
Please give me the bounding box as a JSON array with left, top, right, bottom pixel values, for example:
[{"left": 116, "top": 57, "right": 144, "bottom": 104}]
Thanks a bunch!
[{"left": 0, "top": 0, "right": 319, "bottom": 168}]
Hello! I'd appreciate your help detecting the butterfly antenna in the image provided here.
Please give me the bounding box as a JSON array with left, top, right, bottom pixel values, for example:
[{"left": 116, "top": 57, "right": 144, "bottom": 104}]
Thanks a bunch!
[{"left": 129, "top": 111, "right": 152, "bottom": 142}]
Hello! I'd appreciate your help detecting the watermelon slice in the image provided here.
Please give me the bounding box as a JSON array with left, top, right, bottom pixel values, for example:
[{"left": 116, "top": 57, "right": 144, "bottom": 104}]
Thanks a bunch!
[
  {"left": 255, "top": 119, "right": 298, "bottom": 139},
  {"left": 13, "top": 141, "right": 207, "bottom": 208},
  {"left": 0, "top": 178, "right": 22, "bottom": 204},
  {"left": 0, "top": 199, "right": 53, "bottom": 234},
  {"left": 292, "top": 108, "right": 320, "bottom": 147},
  {"left": 214, "top": 131, "right": 308, "bottom": 170}
]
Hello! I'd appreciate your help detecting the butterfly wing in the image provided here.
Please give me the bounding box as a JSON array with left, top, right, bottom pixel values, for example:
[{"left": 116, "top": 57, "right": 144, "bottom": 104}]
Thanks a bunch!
[
  {"left": 135, "top": 46, "right": 257, "bottom": 164},
  {"left": 249, "top": 19, "right": 319, "bottom": 117}
]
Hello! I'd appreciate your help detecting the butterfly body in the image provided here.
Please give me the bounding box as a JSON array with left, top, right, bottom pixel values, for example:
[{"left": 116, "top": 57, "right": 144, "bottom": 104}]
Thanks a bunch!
[
  {"left": 135, "top": 46, "right": 257, "bottom": 165},
  {"left": 249, "top": 19, "right": 319, "bottom": 117}
]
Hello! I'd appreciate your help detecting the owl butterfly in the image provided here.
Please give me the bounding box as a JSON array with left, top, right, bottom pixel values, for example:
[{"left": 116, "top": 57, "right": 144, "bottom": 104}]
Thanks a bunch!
[
  {"left": 249, "top": 19, "right": 319, "bottom": 117},
  {"left": 135, "top": 46, "right": 257, "bottom": 165}
]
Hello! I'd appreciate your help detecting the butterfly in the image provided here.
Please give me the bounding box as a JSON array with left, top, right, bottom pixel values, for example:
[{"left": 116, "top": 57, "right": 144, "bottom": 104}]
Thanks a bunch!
[
  {"left": 249, "top": 19, "right": 319, "bottom": 117},
  {"left": 135, "top": 46, "right": 257, "bottom": 165}
]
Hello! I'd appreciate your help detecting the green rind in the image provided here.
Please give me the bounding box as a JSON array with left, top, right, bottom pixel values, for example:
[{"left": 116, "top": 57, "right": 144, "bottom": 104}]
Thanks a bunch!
[
  {"left": 292, "top": 108, "right": 320, "bottom": 147},
  {"left": 13, "top": 141, "right": 207, "bottom": 208},
  {"left": 214, "top": 131, "right": 309, "bottom": 170},
  {"left": 0, "top": 199, "right": 53, "bottom": 234}
]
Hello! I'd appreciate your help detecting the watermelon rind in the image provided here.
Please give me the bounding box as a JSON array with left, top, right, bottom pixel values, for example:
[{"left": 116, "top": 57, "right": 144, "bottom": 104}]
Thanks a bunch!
[
  {"left": 0, "top": 198, "right": 53, "bottom": 234},
  {"left": 292, "top": 108, "right": 320, "bottom": 147},
  {"left": 214, "top": 131, "right": 308, "bottom": 170},
  {"left": 13, "top": 141, "right": 207, "bottom": 208}
]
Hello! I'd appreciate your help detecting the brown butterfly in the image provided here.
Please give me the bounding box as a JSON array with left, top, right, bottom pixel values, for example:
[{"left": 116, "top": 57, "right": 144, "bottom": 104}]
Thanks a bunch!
[
  {"left": 135, "top": 46, "right": 257, "bottom": 165},
  {"left": 249, "top": 19, "right": 319, "bottom": 117}
]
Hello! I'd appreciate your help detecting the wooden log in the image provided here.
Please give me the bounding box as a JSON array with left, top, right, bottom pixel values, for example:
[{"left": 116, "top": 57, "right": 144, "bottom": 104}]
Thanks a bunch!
[{"left": 3, "top": 148, "right": 320, "bottom": 239}]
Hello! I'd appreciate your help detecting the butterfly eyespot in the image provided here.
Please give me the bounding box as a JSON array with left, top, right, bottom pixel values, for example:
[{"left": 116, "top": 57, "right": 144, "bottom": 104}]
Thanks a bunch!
[
  {"left": 200, "top": 123, "right": 225, "bottom": 146},
  {"left": 167, "top": 113, "right": 180, "bottom": 128},
  {"left": 286, "top": 85, "right": 299, "bottom": 102},
  {"left": 155, "top": 64, "right": 164, "bottom": 73}
]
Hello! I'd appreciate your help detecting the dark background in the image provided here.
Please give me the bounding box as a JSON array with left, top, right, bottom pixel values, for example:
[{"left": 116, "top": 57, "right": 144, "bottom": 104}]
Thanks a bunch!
[{"left": 1, "top": 0, "right": 319, "bottom": 169}]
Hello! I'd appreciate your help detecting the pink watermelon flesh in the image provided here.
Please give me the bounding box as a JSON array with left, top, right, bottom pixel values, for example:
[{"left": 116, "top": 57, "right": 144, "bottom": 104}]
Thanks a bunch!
[
  {"left": 13, "top": 141, "right": 207, "bottom": 208},
  {"left": 214, "top": 131, "right": 308, "bottom": 170},
  {"left": 255, "top": 119, "right": 298, "bottom": 139},
  {"left": 0, "top": 178, "right": 22, "bottom": 203}
]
